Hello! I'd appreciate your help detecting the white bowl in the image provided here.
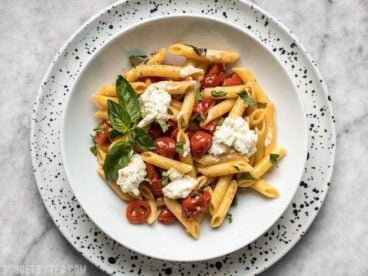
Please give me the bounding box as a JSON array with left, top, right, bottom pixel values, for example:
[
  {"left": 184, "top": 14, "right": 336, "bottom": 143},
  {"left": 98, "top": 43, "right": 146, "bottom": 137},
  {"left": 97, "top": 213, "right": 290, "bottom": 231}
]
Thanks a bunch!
[{"left": 61, "top": 15, "right": 308, "bottom": 262}]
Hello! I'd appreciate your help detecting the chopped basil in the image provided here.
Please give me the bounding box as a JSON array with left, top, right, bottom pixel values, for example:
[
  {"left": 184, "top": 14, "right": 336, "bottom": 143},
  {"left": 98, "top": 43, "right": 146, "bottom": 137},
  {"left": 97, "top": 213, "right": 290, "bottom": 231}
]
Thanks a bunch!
[
  {"left": 239, "top": 172, "right": 256, "bottom": 181},
  {"left": 270, "top": 153, "right": 280, "bottom": 168},
  {"left": 103, "top": 140, "right": 133, "bottom": 181},
  {"left": 107, "top": 100, "right": 131, "bottom": 133},
  {"left": 226, "top": 213, "right": 233, "bottom": 224},
  {"left": 211, "top": 90, "right": 227, "bottom": 98},
  {"left": 161, "top": 172, "right": 169, "bottom": 186},
  {"left": 175, "top": 141, "right": 184, "bottom": 155},
  {"left": 129, "top": 54, "right": 147, "bottom": 67},
  {"left": 116, "top": 75, "right": 141, "bottom": 124},
  {"left": 93, "top": 124, "right": 104, "bottom": 132},
  {"left": 156, "top": 119, "right": 169, "bottom": 132},
  {"left": 195, "top": 89, "right": 202, "bottom": 102},
  {"left": 232, "top": 165, "right": 240, "bottom": 171},
  {"left": 108, "top": 129, "right": 121, "bottom": 141},
  {"left": 217, "top": 117, "right": 225, "bottom": 126},
  {"left": 90, "top": 146, "right": 97, "bottom": 156},
  {"left": 185, "top": 44, "right": 207, "bottom": 56},
  {"left": 231, "top": 196, "right": 238, "bottom": 207},
  {"left": 131, "top": 127, "right": 155, "bottom": 151},
  {"left": 190, "top": 114, "right": 205, "bottom": 123},
  {"left": 239, "top": 91, "right": 257, "bottom": 107}
]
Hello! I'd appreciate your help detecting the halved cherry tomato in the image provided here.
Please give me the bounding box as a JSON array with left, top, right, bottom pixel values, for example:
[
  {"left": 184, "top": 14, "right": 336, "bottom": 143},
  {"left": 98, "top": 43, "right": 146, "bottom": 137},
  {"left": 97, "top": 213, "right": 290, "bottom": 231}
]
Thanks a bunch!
[
  {"left": 126, "top": 200, "right": 151, "bottom": 224},
  {"left": 158, "top": 207, "right": 177, "bottom": 224},
  {"left": 206, "top": 63, "right": 225, "bottom": 76},
  {"left": 182, "top": 190, "right": 211, "bottom": 219},
  {"left": 200, "top": 117, "right": 221, "bottom": 133},
  {"left": 148, "top": 120, "right": 177, "bottom": 140},
  {"left": 190, "top": 130, "right": 213, "bottom": 158},
  {"left": 223, "top": 73, "right": 243, "bottom": 86},
  {"left": 192, "top": 98, "right": 216, "bottom": 117},
  {"left": 200, "top": 74, "right": 224, "bottom": 89},
  {"left": 145, "top": 163, "right": 162, "bottom": 196},
  {"left": 95, "top": 122, "right": 110, "bottom": 145},
  {"left": 154, "top": 137, "right": 176, "bottom": 158}
]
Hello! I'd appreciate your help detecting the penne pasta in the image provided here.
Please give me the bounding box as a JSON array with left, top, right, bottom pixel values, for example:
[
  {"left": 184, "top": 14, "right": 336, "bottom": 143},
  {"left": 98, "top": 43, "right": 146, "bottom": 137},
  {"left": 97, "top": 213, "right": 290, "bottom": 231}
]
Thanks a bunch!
[
  {"left": 251, "top": 179, "right": 279, "bottom": 198},
  {"left": 94, "top": 110, "right": 108, "bottom": 121},
  {"left": 92, "top": 94, "right": 118, "bottom": 110},
  {"left": 146, "top": 199, "right": 158, "bottom": 224},
  {"left": 210, "top": 175, "right": 232, "bottom": 215},
  {"left": 171, "top": 99, "right": 183, "bottom": 110},
  {"left": 201, "top": 84, "right": 250, "bottom": 99},
  {"left": 253, "top": 120, "right": 266, "bottom": 165},
  {"left": 202, "top": 98, "right": 236, "bottom": 125},
  {"left": 198, "top": 160, "right": 253, "bottom": 177},
  {"left": 139, "top": 183, "right": 155, "bottom": 200},
  {"left": 176, "top": 130, "right": 196, "bottom": 177},
  {"left": 228, "top": 96, "right": 247, "bottom": 117},
  {"left": 249, "top": 108, "right": 266, "bottom": 127},
  {"left": 264, "top": 102, "right": 276, "bottom": 155},
  {"left": 183, "top": 58, "right": 197, "bottom": 67},
  {"left": 141, "top": 151, "right": 193, "bottom": 174},
  {"left": 253, "top": 147, "right": 286, "bottom": 179},
  {"left": 177, "top": 87, "right": 196, "bottom": 128},
  {"left": 194, "top": 153, "right": 249, "bottom": 166},
  {"left": 146, "top": 48, "right": 167, "bottom": 65}
]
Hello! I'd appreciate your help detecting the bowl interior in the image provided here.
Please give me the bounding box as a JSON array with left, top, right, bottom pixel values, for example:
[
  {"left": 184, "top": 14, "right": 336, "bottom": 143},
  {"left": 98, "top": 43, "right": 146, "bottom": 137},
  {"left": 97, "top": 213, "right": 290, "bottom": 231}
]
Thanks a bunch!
[{"left": 61, "top": 15, "right": 308, "bottom": 262}]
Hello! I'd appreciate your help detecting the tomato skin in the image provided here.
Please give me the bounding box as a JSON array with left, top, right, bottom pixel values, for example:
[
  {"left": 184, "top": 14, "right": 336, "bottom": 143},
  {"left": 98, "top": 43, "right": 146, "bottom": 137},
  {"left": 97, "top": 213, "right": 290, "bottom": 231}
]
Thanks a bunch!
[
  {"left": 148, "top": 120, "right": 177, "bottom": 140},
  {"left": 95, "top": 122, "right": 110, "bottom": 145},
  {"left": 126, "top": 200, "right": 151, "bottom": 224},
  {"left": 206, "top": 63, "right": 225, "bottom": 76},
  {"left": 190, "top": 130, "right": 213, "bottom": 158},
  {"left": 154, "top": 137, "right": 176, "bottom": 158},
  {"left": 200, "top": 74, "right": 224, "bottom": 89},
  {"left": 158, "top": 207, "right": 177, "bottom": 224},
  {"left": 223, "top": 73, "right": 243, "bottom": 86},
  {"left": 192, "top": 98, "right": 216, "bottom": 116},
  {"left": 200, "top": 117, "right": 221, "bottom": 133},
  {"left": 182, "top": 190, "right": 211, "bottom": 219},
  {"left": 145, "top": 163, "right": 163, "bottom": 196}
]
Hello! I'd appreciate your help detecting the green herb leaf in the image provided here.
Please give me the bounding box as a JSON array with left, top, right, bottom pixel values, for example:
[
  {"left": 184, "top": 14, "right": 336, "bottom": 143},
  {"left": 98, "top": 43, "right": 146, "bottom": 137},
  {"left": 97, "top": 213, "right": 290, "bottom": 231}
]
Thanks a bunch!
[
  {"left": 103, "top": 140, "right": 133, "bottom": 181},
  {"left": 116, "top": 75, "right": 141, "bottom": 124},
  {"left": 131, "top": 127, "right": 155, "bottom": 151},
  {"left": 239, "top": 172, "right": 256, "bottom": 181},
  {"left": 226, "top": 213, "right": 233, "bottom": 224},
  {"left": 231, "top": 196, "right": 238, "bottom": 208},
  {"left": 185, "top": 44, "right": 207, "bottom": 56},
  {"left": 90, "top": 146, "right": 97, "bottom": 156},
  {"left": 195, "top": 89, "right": 202, "bottom": 102},
  {"left": 190, "top": 114, "right": 205, "bottom": 123},
  {"left": 232, "top": 165, "right": 240, "bottom": 171},
  {"left": 217, "top": 117, "right": 225, "bottom": 126},
  {"left": 239, "top": 91, "right": 257, "bottom": 107},
  {"left": 93, "top": 124, "right": 104, "bottom": 132},
  {"left": 156, "top": 119, "right": 169, "bottom": 133},
  {"left": 175, "top": 141, "right": 184, "bottom": 155},
  {"left": 270, "top": 153, "right": 280, "bottom": 168},
  {"left": 108, "top": 129, "right": 121, "bottom": 141},
  {"left": 211, "top": 90, "right": 227, "bottom": 98},
  {"left": 129, "top": 54, "right": 147, "bottom": 67},
  {"left": 107, "top": 100, "right": 131, "bottom": 133},
  {"left": 161, "top": 172, "right": 169, "bottom": 186}
]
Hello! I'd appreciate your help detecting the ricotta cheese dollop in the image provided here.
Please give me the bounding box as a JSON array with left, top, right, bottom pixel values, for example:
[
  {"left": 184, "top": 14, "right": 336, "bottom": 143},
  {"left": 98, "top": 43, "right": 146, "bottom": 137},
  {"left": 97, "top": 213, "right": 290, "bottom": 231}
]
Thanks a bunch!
[
  {"left": 209, "top": 116, "right": 258, "bottom": 157},
  {"left": 116, "top": 154, "right": 146, "bottom": 196},
  {"left": 162, "top": 168, "right": 196, "bottom": 199},
  {"left": 137, "top": 82, "right": 172, "bottom": 128}
]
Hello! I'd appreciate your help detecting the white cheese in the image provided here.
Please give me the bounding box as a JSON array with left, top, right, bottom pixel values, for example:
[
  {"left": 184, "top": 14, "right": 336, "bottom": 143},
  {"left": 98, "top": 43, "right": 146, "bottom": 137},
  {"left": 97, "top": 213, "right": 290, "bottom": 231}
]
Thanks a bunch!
[
  {"left": 209, "top": 116, "right": 258, "bottom": 158},
  {"left": 116, "top": 154, "right": 146, "bottom": 196},
  {"left": 162, "top": 169, "right": 196, "bottom": 199},
  {"left": 182, "top": 140, "right": 191, "bottom": 158},
  {"left": 179, "top": 65, "right": 203, "bottom": 78},
  {"left": 137, "top": 82, "right": 172, "bottom": 128},
  {"left": 264, "top": 131, "right": 273, "bottom": 147},
  {"left": 206, "top": 50, "right": 223, "bottom": 61}
]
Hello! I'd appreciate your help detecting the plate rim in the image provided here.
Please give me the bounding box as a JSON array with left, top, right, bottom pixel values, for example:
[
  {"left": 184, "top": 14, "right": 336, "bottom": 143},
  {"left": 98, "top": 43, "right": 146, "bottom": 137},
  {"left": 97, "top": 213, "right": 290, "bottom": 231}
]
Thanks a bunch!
[{"left": 30, "top": 0, "right": 336, "bottom": 274}]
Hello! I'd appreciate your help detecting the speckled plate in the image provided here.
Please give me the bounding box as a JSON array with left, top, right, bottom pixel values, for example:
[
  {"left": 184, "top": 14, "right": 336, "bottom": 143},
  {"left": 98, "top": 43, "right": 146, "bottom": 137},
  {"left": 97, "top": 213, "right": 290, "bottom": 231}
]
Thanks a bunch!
[{"left": 30, "top": 0, "right": 336, "bottom": 274}]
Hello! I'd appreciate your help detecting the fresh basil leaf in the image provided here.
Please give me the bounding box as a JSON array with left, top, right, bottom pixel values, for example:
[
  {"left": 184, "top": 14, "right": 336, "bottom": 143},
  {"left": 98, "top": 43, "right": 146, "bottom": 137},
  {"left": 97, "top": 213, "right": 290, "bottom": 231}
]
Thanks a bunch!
[
  {"left": 156, "top": 119, "right": 169, "bottom": 133},
  {"left": 185, "top": 44, "right": 207, "bottom": 56},
  {"left": 129, "top": 54, "right": 147, "bottom": 67},
  {"left": 131, "top": 127, "right": 155, "bottom": 151},
  {"left": 211, "top": 90, "right": 227, "bottom": 98},
  {"left": 226, "top": 213, "right": 233, "bottom": 224},
  {"left": 190, "top": 114, "right": 205, "bottom": 123},
  {"left": 239, "top": 91, "right": 257, "bottom": 107},
  {"left": 231, "top": 196, "right": 238, "bottom": 207},
  {"left": 116, "top": 75, "right": 141, "bottom": 124},
  {"left": 93, "top": 124, "right": 104, "bottom": 132},
  {"left": 161, "top": 172, "right": 169, "bottom": 186},
  {"left": 103, "top": 140, "right": 133, "bottom": 181},
  {"left": 175, "top": 141, "right": 184, "bottom": 155},
  {"left": 90, "top": 134, "right": 96, "bottom": 144},
  {"left": 195, "top": 89, "right": 202, "bottom": 102},
  {"left": 239, "top": 172, "right": 256, "bottom": 181},
  {"left": 108, "top": 129, "right": 121, "bottom": 141},
  {"left": 232, "top": 165, "right": 240, "bottom": 171},
  {"left": 217, "top": 117, "right": 225, "bottom": 126},
  {"left": 270, "top": 153, "right": 280, "bottom": 168},
  {"left": 90, "top": 146, "right": 97, "bottom": 156},
  {"left": 107, "top": 100, "right": 131, "bottom": 133}
]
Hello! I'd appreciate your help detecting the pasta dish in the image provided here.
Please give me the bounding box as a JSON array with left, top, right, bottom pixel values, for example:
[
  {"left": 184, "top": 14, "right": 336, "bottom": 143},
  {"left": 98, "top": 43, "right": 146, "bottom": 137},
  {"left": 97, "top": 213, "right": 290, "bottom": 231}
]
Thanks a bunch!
[{"left": 89, "top": 43, "right": 286, "bottom": 239}]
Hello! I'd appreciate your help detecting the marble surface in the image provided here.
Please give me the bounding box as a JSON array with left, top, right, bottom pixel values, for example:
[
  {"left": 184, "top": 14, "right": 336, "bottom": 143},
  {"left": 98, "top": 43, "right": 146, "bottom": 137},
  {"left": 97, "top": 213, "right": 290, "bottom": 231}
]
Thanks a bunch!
[{"left": 0, "top": 0, "right": 367, "bottom": 275}]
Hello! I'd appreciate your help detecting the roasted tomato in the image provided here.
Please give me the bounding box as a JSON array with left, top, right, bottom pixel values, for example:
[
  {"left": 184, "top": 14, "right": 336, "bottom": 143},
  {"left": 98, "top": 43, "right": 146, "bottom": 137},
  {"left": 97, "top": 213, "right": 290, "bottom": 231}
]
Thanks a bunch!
[
  {"left": 154, "top": 137, "right": 176, "bottom": 158},
  {"left": 126, "top": 200, "right": 151, "bottom": 224},
  {"left": 223, "top": 73, "right": 243, "bottom": 86},
  {"left": 200, "top": 117, "right": 221, "bottom": 133},
  {"left": 200, "top": 74, "right": 224, "bottom": 89},
  {"left": 206, "top": 63, "right": 225, "bottom": 76},
  {"left": 182, "top": 190, "right": 211, "bottom": 219},
  {"left": 148, "top": 119, "right": 177, "bottom": 140},
  {"left": 192, "top": 98, "right": 216, "bottom": 117},
  {"left": 158, "top": 207, "right": 177, "bottom": 224},
  {"left": 145, "top": 163, "right": 163, "bottom": 196},
  {"left": 95, "top": 122, "right": 110, "bottom": 145},
  {"left": 190, "top": 130, "right": 213, "bottom": 158}
]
